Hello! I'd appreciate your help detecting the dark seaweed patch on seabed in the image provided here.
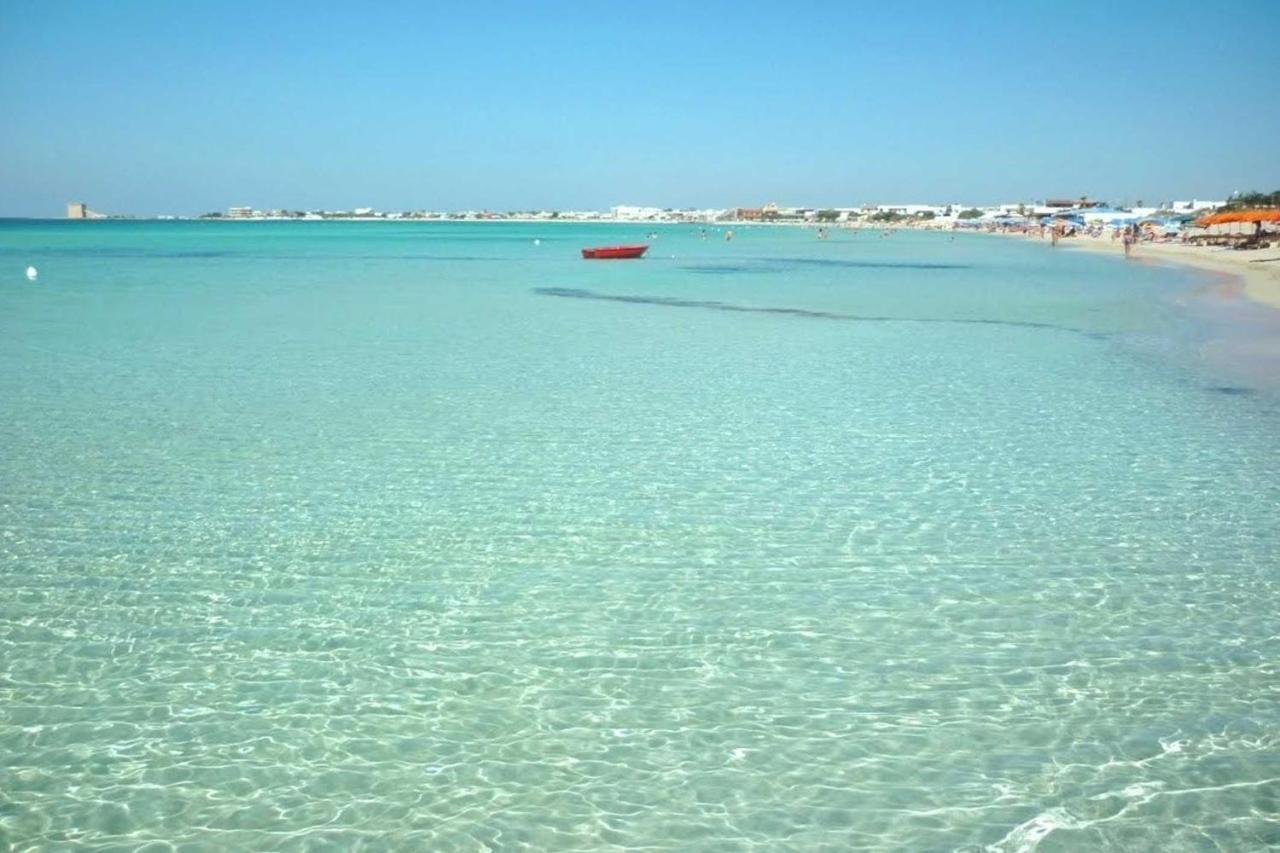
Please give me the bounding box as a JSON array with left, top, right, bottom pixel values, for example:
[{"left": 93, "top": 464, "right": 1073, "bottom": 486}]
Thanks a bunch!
[
  {"left": 680, "top": 257, "right": 970, "bottom": 275},
  {"left": 683, "top": 265, "right": 760, "bottom": 275},
  {"left": 783, "top": 257, "right": 968, "bottom": 270},
  {"left": 534, "top": 287, "right": 1095, "bottom": 336},
  {"left": 3, "top": 247, "right": 500, "bottom": 261},
  {"left": 0, "top": 247, "right": 241, "bottom": 259},
  {"left": 251, "top": 253, "right": 496, "bottom": 261}
]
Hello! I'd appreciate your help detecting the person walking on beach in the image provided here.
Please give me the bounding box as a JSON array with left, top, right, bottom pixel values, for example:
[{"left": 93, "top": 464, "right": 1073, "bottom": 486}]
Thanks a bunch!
[{"left": 1122, "top": 224, "right": 1135, "bottom": 258}]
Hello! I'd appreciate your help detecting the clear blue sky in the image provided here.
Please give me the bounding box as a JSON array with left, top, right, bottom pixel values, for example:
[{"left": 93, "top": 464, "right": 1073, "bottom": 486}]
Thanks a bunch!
[{"left": 2, "top": 0, "right": 1277, "bottom": 216}]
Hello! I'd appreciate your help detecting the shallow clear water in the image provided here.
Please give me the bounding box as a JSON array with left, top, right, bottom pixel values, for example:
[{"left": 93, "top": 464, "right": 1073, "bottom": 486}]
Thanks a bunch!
[{"left": 1, "top": 221, "right": 1277, "bottom": 851}]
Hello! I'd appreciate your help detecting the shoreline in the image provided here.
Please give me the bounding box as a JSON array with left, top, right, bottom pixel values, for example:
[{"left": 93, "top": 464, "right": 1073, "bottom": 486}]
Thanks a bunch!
[
  {"left": 1070, "top": 235, "right": 1280, "bottom": 312},
  {"left": 982, "top": 228, "right": 1280, "bottom": 388},
  {"left": 987, "top": 229, "right": 1280, "bottom": 312}
]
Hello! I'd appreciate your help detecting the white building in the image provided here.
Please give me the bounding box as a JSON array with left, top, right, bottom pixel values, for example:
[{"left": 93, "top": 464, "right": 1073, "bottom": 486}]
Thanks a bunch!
[
  {"left": 882, "top": 204, "right": 945, "bottom": 216},
  {"left": 1168, "top": 200, "right": 1223, "bottom": 213},
  {"left": 665, "top": 208, "right": 725, "bottom": 222},
  {"left": 869, "top": 204, "right": 954, "bottom": 218},
  {"left": 611, "top": 205, "right": 664, "bottom": 221},
  {"left": 1079, "top": 209, "right": 1140, "bottom": 226}
]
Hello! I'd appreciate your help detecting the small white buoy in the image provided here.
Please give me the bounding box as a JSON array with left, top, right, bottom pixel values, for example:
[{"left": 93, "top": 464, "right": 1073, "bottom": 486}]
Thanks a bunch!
[
  {"left": 533, "top": 239, "right": 541, "bottom": 246},
  {"left": 25, "top": 266, "right": 38, "bottom": 281}
]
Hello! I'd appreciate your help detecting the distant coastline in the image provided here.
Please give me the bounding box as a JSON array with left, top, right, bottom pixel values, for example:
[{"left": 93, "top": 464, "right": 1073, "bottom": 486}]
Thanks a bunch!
[
  {"left": 29, "top": 203, "right": 1280, "bottom": 313},
  {"left": 54, "top": 197, "right": 1231, "bottom": 227}
]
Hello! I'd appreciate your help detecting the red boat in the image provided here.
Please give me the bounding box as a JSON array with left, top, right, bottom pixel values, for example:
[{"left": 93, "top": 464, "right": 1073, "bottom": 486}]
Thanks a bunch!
[{"left": 581, "top": 244, "right": 648, "bottom": 260}]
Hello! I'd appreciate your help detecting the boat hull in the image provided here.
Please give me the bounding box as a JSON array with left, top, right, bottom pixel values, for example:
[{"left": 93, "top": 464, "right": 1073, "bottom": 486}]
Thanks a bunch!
[{"left": 581, "top": 245, "right": 648, "bottom": 259}]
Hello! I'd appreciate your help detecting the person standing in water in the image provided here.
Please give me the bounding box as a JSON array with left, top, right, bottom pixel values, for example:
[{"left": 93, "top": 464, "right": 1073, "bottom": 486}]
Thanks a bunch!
[{"left": 1122, "top": 224, "right": 1135, "bottom": 258}]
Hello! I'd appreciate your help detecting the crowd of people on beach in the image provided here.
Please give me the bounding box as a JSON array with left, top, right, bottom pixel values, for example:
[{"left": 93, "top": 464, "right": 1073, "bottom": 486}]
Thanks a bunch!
[{"left": 960, "top": 216, "right": 1275, "bottom": 254}]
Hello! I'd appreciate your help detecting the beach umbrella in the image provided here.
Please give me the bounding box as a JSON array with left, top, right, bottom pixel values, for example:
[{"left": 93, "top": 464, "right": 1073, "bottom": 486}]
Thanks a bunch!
[{"left": 1194, "top": 208, "right": 1280, "bottom": 227}]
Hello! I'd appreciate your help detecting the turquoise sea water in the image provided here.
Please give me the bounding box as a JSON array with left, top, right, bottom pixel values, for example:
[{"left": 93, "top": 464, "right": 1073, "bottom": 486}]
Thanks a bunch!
[{"left": 1, "top": 221, "right": 1277, "bottom": 851}]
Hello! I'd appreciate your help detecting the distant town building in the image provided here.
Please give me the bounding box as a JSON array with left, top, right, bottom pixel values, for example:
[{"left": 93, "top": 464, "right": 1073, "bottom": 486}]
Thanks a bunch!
[
  {"left": 872, "top": 204, "right": 950, "bottom": 217},
  {"left": 1043, "top": 199, "right": 1100, "bottom": 209},
  {"left": 66, "top": 201, "right": 107, "bottom": 219},
  {"left": 227, "top": 206, "right": 256, "bottom": 218},
  {"left": 66, "top": 201, "right": 112, "bottom": 219},
  {"left": 776, "top": 207, "right": 811, "bottom": 221},
  {"left": 1168, "top": 199, "right": 1223, "bottom": 213},
  {"left": 611, "top": 205, "right": 664, "bottom": 221},
  {"left": 734, "top": 202, "right": 782, "bottom": 221}
]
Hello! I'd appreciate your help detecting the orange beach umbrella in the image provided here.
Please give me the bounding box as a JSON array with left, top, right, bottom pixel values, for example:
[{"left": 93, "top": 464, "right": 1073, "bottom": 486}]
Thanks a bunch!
[{"left": 1194, "top": 208, "right": 1280, "bottom": 226}]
